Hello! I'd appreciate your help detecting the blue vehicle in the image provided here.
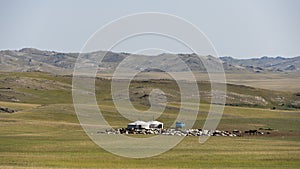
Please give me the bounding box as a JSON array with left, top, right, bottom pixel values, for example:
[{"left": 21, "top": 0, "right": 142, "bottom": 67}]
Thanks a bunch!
[{"left": 176, "top": 121, "right": 185, "bottom": 128}]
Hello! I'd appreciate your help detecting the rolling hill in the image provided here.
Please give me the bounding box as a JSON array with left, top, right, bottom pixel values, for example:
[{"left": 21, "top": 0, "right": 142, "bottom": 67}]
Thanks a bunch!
[
  {"left": 0, "top": 48, "right": 299, "bottom": 74},
  {"left": 0, "top": 72, "right": 299, "bottom": 110}
]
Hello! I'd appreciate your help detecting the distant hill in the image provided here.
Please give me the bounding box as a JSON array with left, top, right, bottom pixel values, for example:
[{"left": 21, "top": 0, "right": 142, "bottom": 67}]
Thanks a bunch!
[
  {"left": 0, "top": 48, "right": 299, "bottom": 74},
  {"left": 220, "top": 56, "right": 300, "bottom": 73},
  {"left": 0, "top": 48, "right": 77, "bottom": 74}
]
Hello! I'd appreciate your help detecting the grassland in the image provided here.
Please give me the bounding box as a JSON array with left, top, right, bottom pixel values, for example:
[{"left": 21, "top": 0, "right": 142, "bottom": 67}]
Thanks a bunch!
[
  {"left": 0, "top": 72, "right": 299, "bottom": 168},
  {"left": 99, "top": 72, "right": 300, "bottom": 92}
]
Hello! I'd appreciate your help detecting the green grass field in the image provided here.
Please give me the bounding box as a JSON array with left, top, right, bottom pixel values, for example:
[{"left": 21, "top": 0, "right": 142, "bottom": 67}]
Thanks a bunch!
[{"left": 0, "top": 72, "right": 299, "bottom": 168}]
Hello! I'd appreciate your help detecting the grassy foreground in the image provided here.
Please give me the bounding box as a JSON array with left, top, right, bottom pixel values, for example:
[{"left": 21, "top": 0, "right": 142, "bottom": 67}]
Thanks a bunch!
[{"left": 0, "top": 101, "right": 299, "bottom": 169}]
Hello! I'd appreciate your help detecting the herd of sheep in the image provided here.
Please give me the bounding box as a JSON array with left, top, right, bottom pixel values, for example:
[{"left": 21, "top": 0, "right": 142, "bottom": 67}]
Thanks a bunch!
[{"left": 101, "top": 128, "right": 272, "bottom": 137}]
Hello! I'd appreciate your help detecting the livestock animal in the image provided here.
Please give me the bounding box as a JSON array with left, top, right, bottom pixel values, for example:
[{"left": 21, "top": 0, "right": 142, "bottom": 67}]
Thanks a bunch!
[{"left": 245, "top": 130, "right": 258, "bottom": 135}]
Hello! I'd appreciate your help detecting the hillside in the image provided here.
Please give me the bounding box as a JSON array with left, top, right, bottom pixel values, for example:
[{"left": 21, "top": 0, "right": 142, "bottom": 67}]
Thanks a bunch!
[
  {"left": 220, "top": 56, "right": 300, "bottom": 73},
  {"left": 0, "top": 48, "right": 299, "bottom": 74},
  {"left": 0, "top": 72, "right": 299, "bottom": 110}
]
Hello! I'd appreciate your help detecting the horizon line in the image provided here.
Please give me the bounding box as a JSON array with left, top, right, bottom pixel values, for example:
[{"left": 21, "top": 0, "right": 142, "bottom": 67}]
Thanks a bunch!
[{"left": 1, "top": 47, "right": 299, "bottom": 59}]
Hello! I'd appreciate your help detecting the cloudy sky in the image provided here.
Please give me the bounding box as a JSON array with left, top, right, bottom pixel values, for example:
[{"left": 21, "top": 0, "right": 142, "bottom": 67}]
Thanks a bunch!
[{"left": 1, "top": 0, "right": 299, "bottom": 58}]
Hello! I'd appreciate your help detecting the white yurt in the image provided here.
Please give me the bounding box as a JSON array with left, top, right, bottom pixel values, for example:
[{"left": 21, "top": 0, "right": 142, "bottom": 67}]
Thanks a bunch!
[
  {"left": 127, "top": 120, "right": 149, "bottom": 129},
  {"left": 147, "top": 120, "right": 163, "bottom": 129}
]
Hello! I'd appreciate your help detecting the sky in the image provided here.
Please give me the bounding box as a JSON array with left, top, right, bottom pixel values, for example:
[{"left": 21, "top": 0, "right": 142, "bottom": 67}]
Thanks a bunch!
[{"left": 0, "top": 0, "right": 300, "bottom": 58}]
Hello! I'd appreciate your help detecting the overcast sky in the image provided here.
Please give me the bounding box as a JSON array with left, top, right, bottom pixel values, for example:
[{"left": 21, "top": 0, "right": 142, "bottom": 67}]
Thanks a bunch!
[{"left": 1, "top": 0, "right": 300, "bottom": 58}]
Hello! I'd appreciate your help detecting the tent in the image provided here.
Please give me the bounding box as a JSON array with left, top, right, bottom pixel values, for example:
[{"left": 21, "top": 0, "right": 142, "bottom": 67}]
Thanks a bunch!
[
  {"left": 127, "top": 120, "right": 149, "bottom": 129},
  {"left": 148, "top": 120, "right": 163, "bottom": 129}
]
